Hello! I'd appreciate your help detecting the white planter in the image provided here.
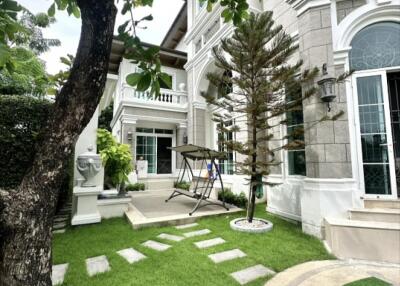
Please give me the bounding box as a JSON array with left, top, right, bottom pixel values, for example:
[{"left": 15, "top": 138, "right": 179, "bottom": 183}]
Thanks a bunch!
[{"left": 230, "top": 217, "right": 273, "bottom": 233}]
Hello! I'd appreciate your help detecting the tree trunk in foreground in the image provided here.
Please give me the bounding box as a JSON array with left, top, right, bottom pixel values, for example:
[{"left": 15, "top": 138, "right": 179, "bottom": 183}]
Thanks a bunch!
[{"left": 0, "top": 1, "right": 116, "bottom": 285}]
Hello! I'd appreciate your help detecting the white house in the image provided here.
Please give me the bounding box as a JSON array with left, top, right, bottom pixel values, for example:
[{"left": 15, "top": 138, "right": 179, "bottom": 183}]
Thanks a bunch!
[{"left": 76, "top": 0, "right": 400, "bottom": 263}]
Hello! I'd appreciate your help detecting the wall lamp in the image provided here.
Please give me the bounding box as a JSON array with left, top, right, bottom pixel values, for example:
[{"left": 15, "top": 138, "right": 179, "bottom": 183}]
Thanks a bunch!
[{"left": 317, "top": 63, "right": 336, "bottom": 112}]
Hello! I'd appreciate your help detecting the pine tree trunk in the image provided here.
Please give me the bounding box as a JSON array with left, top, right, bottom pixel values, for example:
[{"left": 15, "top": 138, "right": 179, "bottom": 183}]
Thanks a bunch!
[
  {"left": 0, "top": 1, "right": 117, "bottom": 285},
  {"left": 247, "top": 114, "right": 258, "bottom": 223}
]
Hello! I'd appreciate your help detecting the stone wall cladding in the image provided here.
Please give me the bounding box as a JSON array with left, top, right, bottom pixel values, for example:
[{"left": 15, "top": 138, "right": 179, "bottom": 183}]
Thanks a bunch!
[
  {"left": 336, "top": 0, "right": 367, "bottom": 24},
  {"left": 298, "top": 5, "right": 352, "bottom": 179}
]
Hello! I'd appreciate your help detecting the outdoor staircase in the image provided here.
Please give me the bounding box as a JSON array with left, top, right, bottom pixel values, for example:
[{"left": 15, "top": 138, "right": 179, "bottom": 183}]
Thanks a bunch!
[
  {"left": 53, "top": 201, "right": 72, "bottom": 234},
  {"left": 324, "top": 199, "right": 400, "bottom": 264}
]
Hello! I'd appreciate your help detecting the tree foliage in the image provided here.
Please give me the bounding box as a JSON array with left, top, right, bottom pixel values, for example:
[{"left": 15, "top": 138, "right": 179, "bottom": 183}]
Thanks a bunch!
[
  {"left": 98, "top": 102, "right": 113, "bottom": 132},
  {"left": 0, "top": 95, "right": 52, "bottom": 189},
  {"left": 202, "top": 12, "right": 327, "bottom": 222},
  {"left": 0, "top": 47, "right": 49, "bottom": 96}
]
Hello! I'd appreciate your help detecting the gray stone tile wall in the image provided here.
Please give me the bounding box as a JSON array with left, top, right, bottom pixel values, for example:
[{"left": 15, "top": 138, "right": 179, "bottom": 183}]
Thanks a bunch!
[{"left": 298, "top": 5, "right": 352, "bottom": 179}]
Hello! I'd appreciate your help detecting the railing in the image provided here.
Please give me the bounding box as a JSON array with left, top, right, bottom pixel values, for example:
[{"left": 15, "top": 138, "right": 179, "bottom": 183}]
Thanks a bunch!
[{"left": 121, "top": 85, "right": 187, "bottom": 105}]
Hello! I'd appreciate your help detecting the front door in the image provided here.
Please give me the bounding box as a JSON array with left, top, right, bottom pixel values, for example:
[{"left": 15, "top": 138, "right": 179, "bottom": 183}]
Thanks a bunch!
[
  {"left": 387, "top": 72, "right": 400, "bottom": 196},
  {"left": 353, "top": 71, "right": 397, "bottom": 198},
  {"left": 157, "top": 137, "right": 172, "bottom": 174}
]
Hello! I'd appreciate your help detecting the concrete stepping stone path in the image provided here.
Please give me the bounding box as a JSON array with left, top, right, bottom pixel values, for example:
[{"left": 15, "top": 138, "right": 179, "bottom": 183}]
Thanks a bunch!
[
  {"left": 208, "top": 249, "right": 246, "bottom": 263},
  {"left": 52, "top": 263, "right": 68, "bottom": 285},
  {"left": 86, "top": 255, "right": 110, "bottom": 277},
  {"left": 157, "top": 233, "right": 185, "bottom": 242},
  {"left": 231, "top": 264, "right": 275, "bottom": 285},
  {"left": 183, "top": 228, "right": 211, "bottom": 238},
  {"left": 194, "top": 237, "right": 226, "bottom": 249},
  {"left": 117, "top": 248, "right": 146, "bottom": 264},
  {"left": 175, "top": 222, "right": 198, "bottom": 229},
  {"left": 142, "top": 240, "right": 171, "bottom": 251}
]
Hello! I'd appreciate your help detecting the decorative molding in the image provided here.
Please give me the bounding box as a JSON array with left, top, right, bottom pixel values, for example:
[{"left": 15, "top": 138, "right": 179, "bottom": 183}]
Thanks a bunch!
[
  {"left": 177, "top": 122, "right": 188, "bottom": 129},
  {"left": 286, "top": 0, "right": 331, "bottom": 16},
  {"left": 119, "top": 99, "right": 188, "bottom": 113},
  {"left": 333, "top": 47, "right": 352, "bottom": 66},
  {"left": 303, "top": 178, "right": 357, "bottom": 191},
  {"left": 120, "top": 114, "right": 138, "bottom": 125},
  {"left": 192, "top": 101, "right": 207, "bottom": 110}
]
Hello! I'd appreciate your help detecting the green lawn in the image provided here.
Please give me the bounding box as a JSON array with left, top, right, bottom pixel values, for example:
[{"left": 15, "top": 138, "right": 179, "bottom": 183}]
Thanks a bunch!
[
  {"left": 344, "top": 277, "right": 391, "bottom": 286},
  {"left": 53, "top": 204, "right": 334, "bottom": 286}
]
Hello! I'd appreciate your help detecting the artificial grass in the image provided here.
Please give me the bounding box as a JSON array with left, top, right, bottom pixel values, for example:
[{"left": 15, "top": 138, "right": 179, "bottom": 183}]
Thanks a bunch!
[
  {"left": 53, "top": 204, "right": 334, "bottom": 286},
  {"left": 344, "top": 277, "right": 391, "bottom": 286}
]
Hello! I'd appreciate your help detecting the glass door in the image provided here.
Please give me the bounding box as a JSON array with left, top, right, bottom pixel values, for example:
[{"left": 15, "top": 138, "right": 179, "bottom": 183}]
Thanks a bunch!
[
  {"left": 387, "top": 72, "right": 400, "bottom": 196},
  {"left": 353, "top": 71, "right": 397, "bottom": 198}
]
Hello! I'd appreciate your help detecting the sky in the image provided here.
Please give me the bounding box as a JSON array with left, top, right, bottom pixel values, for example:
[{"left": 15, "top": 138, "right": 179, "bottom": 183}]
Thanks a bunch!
[{"left": 17, "top": 0, "right": 185, "bottom": 74}]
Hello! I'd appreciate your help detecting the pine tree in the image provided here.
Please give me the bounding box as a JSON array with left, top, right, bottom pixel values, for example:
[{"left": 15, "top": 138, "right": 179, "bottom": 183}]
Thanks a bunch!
[{"left": 202, "top": 11, "right": 322, "bottom": 223}]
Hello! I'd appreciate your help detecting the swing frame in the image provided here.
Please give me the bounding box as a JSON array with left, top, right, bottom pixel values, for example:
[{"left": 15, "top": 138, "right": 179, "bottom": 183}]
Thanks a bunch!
[{"left": 165, "top": 144, "right": 229, "bottom": 216}]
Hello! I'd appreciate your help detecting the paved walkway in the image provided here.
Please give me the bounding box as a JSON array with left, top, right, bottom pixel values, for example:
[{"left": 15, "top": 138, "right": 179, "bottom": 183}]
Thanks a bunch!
[{"left": 265, "top": 260, "right": 400, "bottom": 286}]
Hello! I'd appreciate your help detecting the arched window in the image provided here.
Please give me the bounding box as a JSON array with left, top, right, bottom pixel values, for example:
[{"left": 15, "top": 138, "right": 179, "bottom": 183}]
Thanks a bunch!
[{"left": 349, "top": 22, "right": 400, "bottom": 71}]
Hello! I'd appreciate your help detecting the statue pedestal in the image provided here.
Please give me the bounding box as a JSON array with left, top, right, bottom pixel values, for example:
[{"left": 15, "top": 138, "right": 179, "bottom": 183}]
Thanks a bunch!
[{"left": 71, "top": 186, "right": 102, "bottom": 225}]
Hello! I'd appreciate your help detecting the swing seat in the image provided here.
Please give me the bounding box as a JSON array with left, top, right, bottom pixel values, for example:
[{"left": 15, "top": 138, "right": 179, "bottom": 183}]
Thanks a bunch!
[{"left": 165, "top": 145, "right": 230, "bottom": 216}]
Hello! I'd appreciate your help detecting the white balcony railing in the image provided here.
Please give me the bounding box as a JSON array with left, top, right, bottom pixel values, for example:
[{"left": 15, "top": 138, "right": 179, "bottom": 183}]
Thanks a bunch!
[{"left": 121, "top": 85, "right": 188, "bottom": 106}]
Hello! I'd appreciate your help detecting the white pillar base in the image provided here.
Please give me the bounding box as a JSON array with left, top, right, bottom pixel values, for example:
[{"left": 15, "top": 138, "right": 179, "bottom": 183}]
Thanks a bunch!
[
  {"left": 71, "top": 186, "right": 102, "bottom": 226},
  {"left": 300, "top": 178, "right": 357, "bottom": 238}
]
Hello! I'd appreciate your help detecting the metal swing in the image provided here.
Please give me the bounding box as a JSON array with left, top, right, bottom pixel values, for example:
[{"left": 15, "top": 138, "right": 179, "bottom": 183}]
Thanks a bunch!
[{"left": 165, "top": 144, "right": 229, "bottom": 216}]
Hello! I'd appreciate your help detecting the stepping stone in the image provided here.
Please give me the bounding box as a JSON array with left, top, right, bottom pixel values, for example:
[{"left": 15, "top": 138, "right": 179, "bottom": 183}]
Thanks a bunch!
[
  {"left": 194, "top": 237, "right": 226, "bottom": 249},
  {"left": 230, "top": 264, "right": 275, "bottom": 285},
  {"left": 157, "top": 233, "right": 185, "bottom": 242},
  {"left": 142, "top": 240, "right": 171, "bottom": 251},
  {"left": 183, "top": 229, "right": 211, "bottom": 238},
  {"left": 117, "top": 248, "right": 146, "bottom": 264},
  {"left": 175, "top": 222, "right": 198, "bottom": 229},
  {"left": 52, "top": 263, "right": 68, "bottom": 285},
  {"left": 52, "top": 229, "right": 66, "bottom": 234},
  {"left": 208, "top": 249, "right": 246, "bottom": 263},
  {"left": 86, "top": 255, "right": 110, "bottom": 277}
]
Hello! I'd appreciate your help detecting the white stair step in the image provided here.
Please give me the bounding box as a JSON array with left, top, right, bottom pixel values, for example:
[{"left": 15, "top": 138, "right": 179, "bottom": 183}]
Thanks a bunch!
[
  {"left": 364, "top": 199, "right": 400, "bottom": 210},
  {"left": 324, "top": 217, "right": 400, "bottom": 264},
  {"left": 350, "top": 208, "right": 400, "bottom": 223}
]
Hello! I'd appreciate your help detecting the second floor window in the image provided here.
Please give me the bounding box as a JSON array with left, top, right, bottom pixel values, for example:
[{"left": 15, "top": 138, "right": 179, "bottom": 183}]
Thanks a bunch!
[
  {"left": 160, "top": 74, "right": 173, "bottom": 90},
  {"left": 286, "top": 83, "right": 306, "bottom": 176}
]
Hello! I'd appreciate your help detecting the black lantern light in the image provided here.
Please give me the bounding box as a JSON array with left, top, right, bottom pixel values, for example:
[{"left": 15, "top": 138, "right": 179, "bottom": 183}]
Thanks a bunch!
[{"left": 317, "top": 63, "right": 336, "bottom": 112}]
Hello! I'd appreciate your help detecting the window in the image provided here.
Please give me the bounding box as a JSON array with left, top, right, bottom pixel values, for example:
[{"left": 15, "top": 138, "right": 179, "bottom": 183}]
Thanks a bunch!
[
  {"left": 286, "top": 83, "right": 306, "bottom": 176},
  {"left": 136, "top": 128, "right": 173, "bottom": 134},
  {"left": 217, "top": 120, "right": 235, "bottom": 175},
  {"left": 350, "top": 22, "right": 400, "bottom": 71},
  {"left": 159, "top": 74, "right": 173, "bottom": 90}
]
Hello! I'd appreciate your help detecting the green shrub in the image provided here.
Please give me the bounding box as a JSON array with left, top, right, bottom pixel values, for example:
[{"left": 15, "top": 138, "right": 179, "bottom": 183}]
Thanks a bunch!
[
  {"left": 218, "top": 188, "right": 248, "bottom": 208},
  {"left": 174, "top": 181, "right": 190, "bottom": 190},
  {"left": 125, "top": 183, "right": 145, "bottom": 192},
  {"left": 97, "top": 129, "right": 133, "bottom": 189},
  {"left": 0, "top": 95, "right": 52, "bottom": 189}
]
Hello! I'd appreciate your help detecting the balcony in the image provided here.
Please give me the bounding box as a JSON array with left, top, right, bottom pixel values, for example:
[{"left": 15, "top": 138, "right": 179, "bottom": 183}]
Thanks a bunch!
[{"left": 119, "top": 84, "right": 188, "bottom": 111}]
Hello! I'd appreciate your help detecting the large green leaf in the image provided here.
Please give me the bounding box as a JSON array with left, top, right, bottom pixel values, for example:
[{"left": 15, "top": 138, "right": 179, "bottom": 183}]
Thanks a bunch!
[
  {"left": 136, "top": 72, "right": 151, "bottom": 91},
  {"left": 126, "top": 72, "right": 141, "bottom": 86}
]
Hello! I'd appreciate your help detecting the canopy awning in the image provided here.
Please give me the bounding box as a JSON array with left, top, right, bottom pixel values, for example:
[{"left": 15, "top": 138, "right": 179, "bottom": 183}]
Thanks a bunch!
[{"left": 170, "top": 144, "right": 227, "bottom": 160}]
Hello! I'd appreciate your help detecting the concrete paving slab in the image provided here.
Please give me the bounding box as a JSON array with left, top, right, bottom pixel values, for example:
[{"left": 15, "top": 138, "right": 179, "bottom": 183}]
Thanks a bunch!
[
  {"left": 86, "top": 255, "right": 110, "bottom": 277},
  {"left": 208, "top": 249, "right": 246, "bottom": 263},
  {"left": 142, "top": 240, "right": 171, "bottom": 251},
  {"left": 194, "top": 237, "right": 226, "bottom": 249},
  {"left": 157, "top": 233, "right": 185, "bottom": 242},
  {"left": 117, "top": 248, "right": 146, "bottom": 264},
  {"left": 183, "top": 229, "right": 211, "bottom": 238},
  {"left": 175, "top": 223, "right": 199, "bottom": 229},
  {"left": 52, "top": 263, "right": 68, "bottom": 285},
  {"left": 231, "top": 264, "right": 275, "bottom": 285}
]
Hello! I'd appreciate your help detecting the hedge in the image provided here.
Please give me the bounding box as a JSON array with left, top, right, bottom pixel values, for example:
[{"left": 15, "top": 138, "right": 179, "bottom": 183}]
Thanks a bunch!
[{"left": 0, "top": 95, "right": 52, "bottom": 189}]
